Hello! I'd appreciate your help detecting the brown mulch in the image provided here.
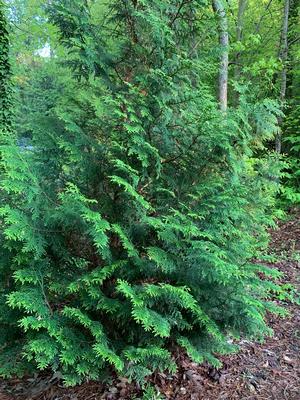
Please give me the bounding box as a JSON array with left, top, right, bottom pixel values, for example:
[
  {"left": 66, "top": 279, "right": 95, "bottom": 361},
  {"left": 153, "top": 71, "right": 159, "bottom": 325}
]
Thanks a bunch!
[{"left": 1, "top": 213, "right": 299, "bottom": 400}]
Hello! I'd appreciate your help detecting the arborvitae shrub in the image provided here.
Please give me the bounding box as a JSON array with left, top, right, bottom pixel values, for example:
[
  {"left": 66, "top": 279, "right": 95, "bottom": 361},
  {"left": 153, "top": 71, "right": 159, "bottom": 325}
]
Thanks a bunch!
[{"left": 0, "top": 0, "right": 286, "bottom": 385}]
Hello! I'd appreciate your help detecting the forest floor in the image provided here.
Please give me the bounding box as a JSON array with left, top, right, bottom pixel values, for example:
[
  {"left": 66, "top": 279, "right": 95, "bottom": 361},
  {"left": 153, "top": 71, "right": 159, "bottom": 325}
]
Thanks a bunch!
[{"left": 0, "top": 212, "right": 299, "bottom": 400}]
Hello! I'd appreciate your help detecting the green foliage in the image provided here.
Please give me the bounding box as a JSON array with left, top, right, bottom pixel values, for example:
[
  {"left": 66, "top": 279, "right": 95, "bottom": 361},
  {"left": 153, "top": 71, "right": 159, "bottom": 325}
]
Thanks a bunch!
[
  {"left": 281, "top": 102, "right": 300, "bottom": 204},
  {"left": 279, "top": 0, "right": 300, "bottom": 206},
  {"left": 141, "top": 385, "right": 165, "bottom": 400},
  {"left": 0, "top": 0, "right": 288, "bottom": 387},
  {"left": 0, "top": 0, "right": 12, "bottom": 135}
]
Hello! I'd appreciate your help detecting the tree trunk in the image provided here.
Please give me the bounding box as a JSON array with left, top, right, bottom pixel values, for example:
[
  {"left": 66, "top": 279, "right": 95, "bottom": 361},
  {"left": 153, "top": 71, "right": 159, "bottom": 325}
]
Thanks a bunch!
[
  {"left": 276, "top": 0, "right": 290, "bottom": 153},
  {"left": 212, "top": 0, "right": 229, "bottom": 112}
]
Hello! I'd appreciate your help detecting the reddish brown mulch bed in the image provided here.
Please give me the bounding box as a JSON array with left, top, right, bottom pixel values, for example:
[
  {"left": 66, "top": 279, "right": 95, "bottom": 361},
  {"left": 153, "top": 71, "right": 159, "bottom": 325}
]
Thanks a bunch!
[{"left": 1, "top": 213, "right": 299, "bottom": 400}]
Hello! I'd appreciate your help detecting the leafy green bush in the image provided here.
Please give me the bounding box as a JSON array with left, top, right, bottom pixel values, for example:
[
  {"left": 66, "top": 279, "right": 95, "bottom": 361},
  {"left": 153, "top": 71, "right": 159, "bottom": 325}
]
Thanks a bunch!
[
  {"left": 141, "top": 385, "right": 165, "bottom": 400},
  {"left": 0, "top": 0, "right": 284, "bottom": 386},
  {"left": 281, "top": 102, "right": 300, "bottom": 205}
]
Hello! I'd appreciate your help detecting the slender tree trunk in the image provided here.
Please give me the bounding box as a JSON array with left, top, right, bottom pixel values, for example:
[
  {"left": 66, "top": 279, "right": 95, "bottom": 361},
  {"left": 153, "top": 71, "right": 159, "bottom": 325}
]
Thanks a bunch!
[
  {"left": 276, "top": 0, "right": 290, "bottom": 153},
  {"left": 212, "top": 0, "right": 229, "bottom": 112}
]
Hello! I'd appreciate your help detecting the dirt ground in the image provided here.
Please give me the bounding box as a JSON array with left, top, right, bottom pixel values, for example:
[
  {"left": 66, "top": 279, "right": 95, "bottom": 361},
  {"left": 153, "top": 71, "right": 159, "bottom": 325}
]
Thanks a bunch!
[{"left": 1, "top": 214, "right": 299, "bottom": 400}]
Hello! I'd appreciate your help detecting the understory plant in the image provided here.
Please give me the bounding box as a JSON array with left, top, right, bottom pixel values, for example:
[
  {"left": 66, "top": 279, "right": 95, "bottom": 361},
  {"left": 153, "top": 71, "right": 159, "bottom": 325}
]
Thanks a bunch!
[
  {"left": 281, "top": 101, "right": 300, "bottom": 204},
  {"left": 0, "top": 0, "right": 286, "bottom": 385}
]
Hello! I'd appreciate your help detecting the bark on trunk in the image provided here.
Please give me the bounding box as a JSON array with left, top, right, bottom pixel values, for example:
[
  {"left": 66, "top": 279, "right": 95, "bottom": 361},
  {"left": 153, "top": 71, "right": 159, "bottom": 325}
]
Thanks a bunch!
[
  {"left": 212, "top": 0, "right": 229, "bottom": 112},
  {"left": 276, "top": 0, "right": 290, "bottom": 153}
]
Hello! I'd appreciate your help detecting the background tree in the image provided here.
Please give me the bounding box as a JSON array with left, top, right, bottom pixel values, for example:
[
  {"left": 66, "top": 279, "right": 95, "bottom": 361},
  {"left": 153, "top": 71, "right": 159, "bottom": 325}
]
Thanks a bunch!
[
  {"left": 212, "top": 0, "right": 229, "bottom": 111},
  {"left": 281, "top": 0, "right": 300, "bottom": 203},
  {"left": 276, "top": 0, "right": 290, "bottom": 153},
  {"left": 0, "top": 0, "right": 12, "bottom": 134}
]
